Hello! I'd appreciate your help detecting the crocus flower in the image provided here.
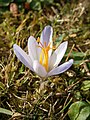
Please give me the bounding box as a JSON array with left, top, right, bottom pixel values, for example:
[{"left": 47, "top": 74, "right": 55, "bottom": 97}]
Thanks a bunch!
[{"left": 13, "top": 25, "right": 73, "bottom": 78}]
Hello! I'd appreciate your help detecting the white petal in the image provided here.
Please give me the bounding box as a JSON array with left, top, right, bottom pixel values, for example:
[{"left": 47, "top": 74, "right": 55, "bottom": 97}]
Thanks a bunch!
[
  {"left": 28, "top": 36, "right": 40, "bottom": 61},
  {"left": 40, "top": 25, "right": 53, "bottom": 46},
  {"left": 49, "top": 41, "right": 68, "bottom": 70},
  {"left": 40, "top": 26, "right": 53, "bottom": 58},
  {"left": 48, "top": 59, "right": 73, "bottom": 76},
  {"left": 33, "top": 60, "right": 47, "bottom": 77},
  {"left": 13, "top": 44, "right": 33, "bottom": 71}
]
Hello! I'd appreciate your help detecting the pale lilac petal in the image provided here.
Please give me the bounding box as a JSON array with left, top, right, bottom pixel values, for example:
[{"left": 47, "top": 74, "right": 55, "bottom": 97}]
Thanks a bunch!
[
  {"left": 48, "top": 59, "right": 73, "bottom": 76},
  {"left": 33, "top": 60, "right": 47, "bottom": 77},
  {"left": 40, "top": 25, "right": 53, "bottom": 46},
  {"left": 13, "top": 44, "right": 33, "bottom": 71},
  {"left": 49, "top": 41, "right": 68, "bottom": 70},
  {"left": 28, "top": 36, "right": 40, "bottom": 61},
  {"left": 40, "top": 26, "right": 53, "bottom": 58}
]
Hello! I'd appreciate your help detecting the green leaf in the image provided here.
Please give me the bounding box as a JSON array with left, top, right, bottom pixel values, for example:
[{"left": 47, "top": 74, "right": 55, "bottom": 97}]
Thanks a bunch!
[
  {"left": 0, "top": 108, "right": 13, "bottom": 116},
  {"left": 0, "top": 82, "right": 5, "bottom": 90},
  {"left": 0, "top": 0, "right": 13, "bottom": 6},
  {"left": 30, "top": 0, "right": 41, "bottom": 10},
  {"left": 19, "top": 64, "right": 25, "bottom": 73},
  {"left": 55, "top": 33, "right": 66, "bottom": 46},
  {"left": 65, "top": 50, "right": 86, "bottom": 65},
  {"left": 73, "top": 60, "right": 84, "bottom": 65},
  {"left": 68, "top": 101, "right": 90, "bottom": 120},
  {"left": 69, "top": 28, "right": 80, "bottom": 33},
  {"left": 43, "top": 0, "right": 54, "bottom": 4},
  {"left": 76, "top": 106, "right": 90, "bottom": 120},
  {"left": 81, "top": 80, "right": 90, "bottom": 91},
  {"left": 67, "top": 51, "right": 86, "bottom": 57}
]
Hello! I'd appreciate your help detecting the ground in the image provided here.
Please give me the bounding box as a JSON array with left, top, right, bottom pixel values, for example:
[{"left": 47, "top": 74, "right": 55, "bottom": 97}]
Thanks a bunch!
[{"left": 0, "top": 1, "right": 90, "bottom": 120}]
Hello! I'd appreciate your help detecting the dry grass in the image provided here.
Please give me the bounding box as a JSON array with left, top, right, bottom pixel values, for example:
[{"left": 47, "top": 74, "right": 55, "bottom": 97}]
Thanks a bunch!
[{"left": 0, "top": 1, "right": 90, "bottom": 120}]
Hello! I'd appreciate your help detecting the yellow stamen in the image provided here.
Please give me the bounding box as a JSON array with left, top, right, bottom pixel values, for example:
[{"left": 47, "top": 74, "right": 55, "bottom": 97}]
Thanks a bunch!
[
  {"left": 37, "top": 37, "right": 40, "bottom": 43},
  {"left": 43, "top": 46, "right": 49, "bottom": 71},
  {"left": 39, "top": 43, "right": 50, "bottom": 71},
  {"left": 39, "top": 49, "right": 43, "bottom": 65},
  {"left": 37, "top": 38, "right": 56, "bottom": 71}
]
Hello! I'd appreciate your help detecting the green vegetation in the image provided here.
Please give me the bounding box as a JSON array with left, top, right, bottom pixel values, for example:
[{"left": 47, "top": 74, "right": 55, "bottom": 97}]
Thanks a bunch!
[{"left": 0, "top": 0, "right": 90, "bottom": 120}]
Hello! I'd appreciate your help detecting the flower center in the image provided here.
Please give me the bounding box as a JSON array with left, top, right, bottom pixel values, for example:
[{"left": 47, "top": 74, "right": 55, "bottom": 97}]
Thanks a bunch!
[
  {"left": 39, "top": 42, "right": 51, "bottom": 71},
  {"left": 37, "top": 37, "right": 55, "bottom": 71},
  {"left": 37, "top": 37, "right": 51, "bottom": 71}
]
